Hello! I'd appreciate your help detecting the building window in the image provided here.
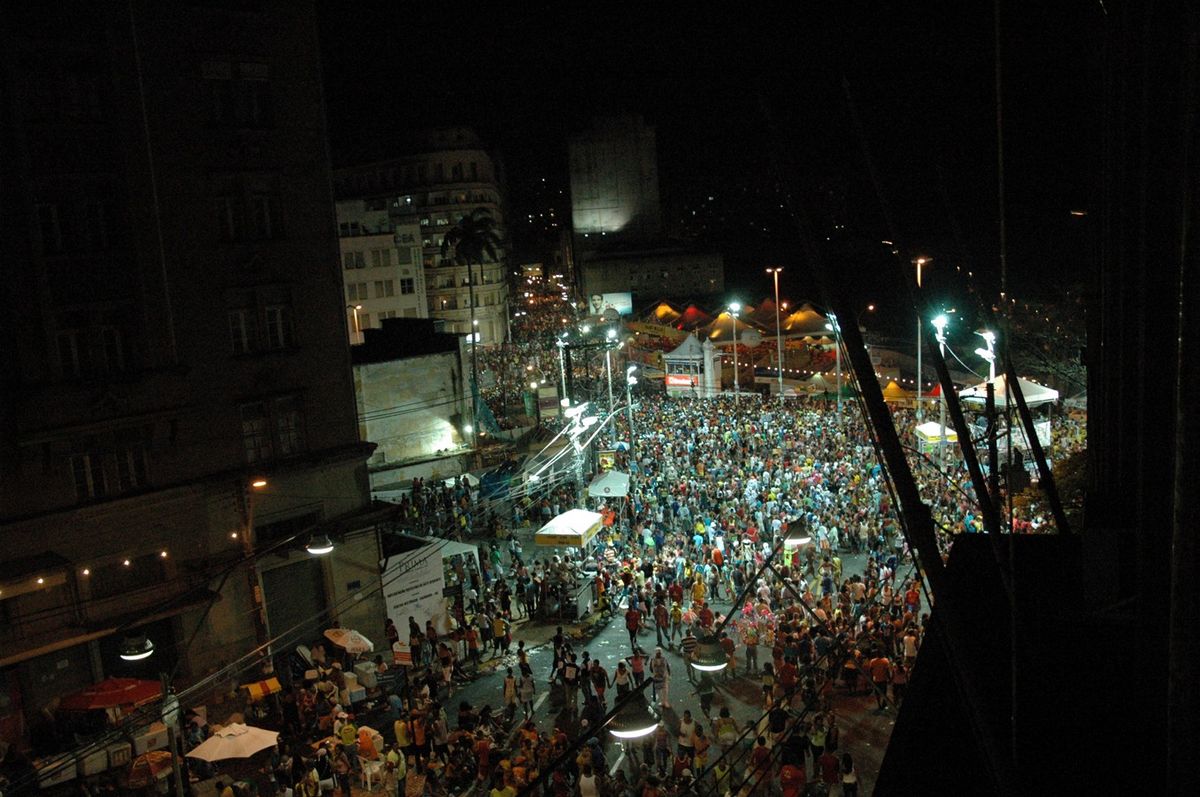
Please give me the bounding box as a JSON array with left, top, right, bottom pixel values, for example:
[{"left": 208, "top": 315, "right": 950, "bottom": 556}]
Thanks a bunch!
[
  {"left": 249, "top": 195, "right": 273, "bottom": 239},
  {"left": 359, "top": 312, "right": 371, "bottom": 329},
  {"left": 215, "top": 197, "right": 241, "bottom": 240},
  {"left": 70, "top": 454, "right": 106, "bottom": 501},
  {"left": 374, "top": 280, "right": 395, "bottom": 298},
  {"left": 451, "top": 163, "right": 463, "bottom": 180},
  {"left": 229, "top": 309, "right": 255, "bottom": 354},
  {"left": 98, "top": 327, "right": 125, "bottom": 373},
  {"left": 343, "top": 251, "right": 365, "bottom": 269},
  {"left": 241, "top": 402, "right": 273, "bottom": 463},
  {"left": 400, "top": 278, "right": 415, "bottom": 295},
  {"left": 470, "top": 162, "right": 478, "bottom": 180},
  {"left": 273, "top": 395, "right": 305, "bottom": 456},
  {"left": 371, "top": 248, "right": 392, "bottom": 267},
  {"left": 434, "top": 163, "right": 444, "bottom": 182},
  {"left": 347, "top": 282, "right": 368, "bottom": 301},
  {"left": 395, "top": 246, "right": 413, "bottom": 265},
  {"left": 263, "top": 305, "right": 292, "bottom": 350},
  {"left": 236, "top": 63, "right": 272, "bottom": 127},
  {"left": 115, "top": 446, "right": 148, "bottom": 492},
  {"left": 37, "top": 203, "right": 63, "bottom": 253},
  {"left": 80, "top": 200, "right": 110, "bottom": 251},
  {"left": 379, "top": 310, "right": 397, "bottom": 321},
  {"left": 57, "top": 330, "right": 83, "bottom": 378}
]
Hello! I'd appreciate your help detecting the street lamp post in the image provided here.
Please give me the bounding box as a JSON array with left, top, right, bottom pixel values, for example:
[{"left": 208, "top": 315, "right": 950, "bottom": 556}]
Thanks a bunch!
[
  {"left": 932, "top": 315, "right": 950, "bottom": 469},
  {"left": 825, "top": 317, "right": 842, "bottom": 424},
  {"left": 729, "top": 302, "right": 741, "bottom": 399},
  {"left": 914, "top": 257, "right": 930, "bottom": 421},
  {"left": 346, "top": 304, "right": 362, "bottom": 344},
  {"left": 625, "top": 366, "right": 637, "bottom": 470},
  {"left": 766, "top": 268, "right": 784, "bottom": 399},
  {"left": 605, "top": 328, "right": 617, "bottom": 421}
]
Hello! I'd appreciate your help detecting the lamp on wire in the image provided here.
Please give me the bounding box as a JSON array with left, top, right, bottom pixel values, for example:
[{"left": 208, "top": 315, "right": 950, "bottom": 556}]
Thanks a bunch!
[
  {"left": 608, "top": 692, "right": 660, "bottom": 739},
  {"left": 119, "top": 635, "right": 155, "bottom": 661},
  {"left": 305, "top": 534, "right": 335, "bottom": 556}
]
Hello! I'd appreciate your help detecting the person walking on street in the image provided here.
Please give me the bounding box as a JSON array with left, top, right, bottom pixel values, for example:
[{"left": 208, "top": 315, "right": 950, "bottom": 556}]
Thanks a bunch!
[
  {"left": 625, "top": 602, "right": 643, "bottom": 651},
  {"left": 651, "top": 647, "right": 671, "bottom": 707},
  {"left": 681, "top": 628, "right": 699, "bottom": 684}
]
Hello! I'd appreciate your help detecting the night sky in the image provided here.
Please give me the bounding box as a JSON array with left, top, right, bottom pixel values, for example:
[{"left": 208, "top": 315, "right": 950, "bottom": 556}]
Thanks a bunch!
[{"left": 319, "top": 2, "right": 1103, "bottom": 326}]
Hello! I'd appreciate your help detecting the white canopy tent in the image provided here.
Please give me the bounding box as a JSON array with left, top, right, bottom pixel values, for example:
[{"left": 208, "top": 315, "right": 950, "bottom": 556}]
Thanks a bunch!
[
  {"left": 959, "top": 375, "right": 1060, "bottom": 408},
  {"left": 588, "top": 469, "right": 630, "bottom": 498},
  {"left": 534, "top": 509, "right": 603, "bottom": 548},
  {"left": 914, "top": 421, "right": 959, "bottom": 445}
]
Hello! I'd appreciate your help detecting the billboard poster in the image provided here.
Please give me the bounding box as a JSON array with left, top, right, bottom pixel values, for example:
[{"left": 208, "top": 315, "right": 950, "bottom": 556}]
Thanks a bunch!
[
  {"left": 587, "top": 292, "right": 633, "bottom": 316},
  {"left": 597, "top": 449, "right": 617, "bottom": 471},
  {"left": 537, "top": 386, "right": 561, "bottom": 417},
  {"left": 666, "top": 374, "right": 698, "bottom": 387},
  {"left": 382, "top": 547, "right": 452, "bottom": 637}
]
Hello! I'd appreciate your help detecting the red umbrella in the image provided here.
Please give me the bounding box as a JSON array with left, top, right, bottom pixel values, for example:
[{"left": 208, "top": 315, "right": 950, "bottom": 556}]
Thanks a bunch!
[
  {"left": 58, "top": 678, "right": 161, "bottom": 712},
  {"left": 128, "top": 750, "right": 178, "bottom": 788}
]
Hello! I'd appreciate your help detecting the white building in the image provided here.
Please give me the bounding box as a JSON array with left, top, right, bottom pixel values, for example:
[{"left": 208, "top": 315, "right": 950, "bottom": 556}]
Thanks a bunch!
[
  {"left": 333, "top": 128, "right": 510, "bottom": 345},
  {"left": 337, "top": 200, "right": 426, "bottom": 342},
  {"left": 352, "top": 318, "right": 474, "bottom": 490}
]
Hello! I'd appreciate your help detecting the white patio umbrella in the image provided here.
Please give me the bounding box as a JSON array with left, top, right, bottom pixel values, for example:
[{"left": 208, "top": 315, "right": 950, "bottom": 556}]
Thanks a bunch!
[
  {"left": 324, "top": 627, "right": 374, "bottom": 655},
  {"left": 186, "top": 723, "right": 278, "bottom": 762}
]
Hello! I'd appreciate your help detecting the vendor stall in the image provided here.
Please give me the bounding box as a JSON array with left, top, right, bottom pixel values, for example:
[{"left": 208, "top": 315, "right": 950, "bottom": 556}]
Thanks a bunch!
[{"left": 534, "top": 509, "right": 603, "bottom": 619}]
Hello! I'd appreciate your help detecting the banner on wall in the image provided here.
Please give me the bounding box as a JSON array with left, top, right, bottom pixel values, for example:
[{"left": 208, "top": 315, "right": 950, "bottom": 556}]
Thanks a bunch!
[
  {"left": 587, "top": 292, "right": 633, "bottom": 316},
  {"left": 381, "top": 547, "right": 451, "bottom": 637}
]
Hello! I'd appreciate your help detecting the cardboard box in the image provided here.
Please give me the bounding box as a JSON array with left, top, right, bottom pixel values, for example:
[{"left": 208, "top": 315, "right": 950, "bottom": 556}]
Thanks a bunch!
[
  {"left": 106, "top": 741, "right": 132, "bottom": 768},
  {"left": 354, "top": 662, "right": 377, "bottom": 688},
  {"left": 133, "top": 721, "right": 169, "bottom": 755},
  {"left": 37, "top": 759, "right": 77, "bottom": 787},
  {"left": 78, "top": 748, "right": 109, "bottom": 777},
  {"left": 347, "top": 688, "right": 367, "bottom": 704}
]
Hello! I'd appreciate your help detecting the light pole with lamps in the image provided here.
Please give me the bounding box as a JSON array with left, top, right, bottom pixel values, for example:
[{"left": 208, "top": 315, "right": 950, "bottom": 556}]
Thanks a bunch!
[
  {"left": 825, "top": 316, "right": 842, "bottom": 424},
  {"left": 932, "top": 314, "right": 950, "bottom": 469},
  {"left": 728, "top": 301, "right": 741, "bottom": 399},
  {"left": 766, "top": 267, "right": 784, "bottom": 399},
  {"left": 625, "top": 365, "right": 637, "bottom": 469},
  {"left": 346, "top": 304, "right": 362, "bottom": 344},
  {"left": 605, "top": 327, "right": 617, "bottom": 420},
  {"left": 913, "top": 257, "right": 930, "bottom": 420}
]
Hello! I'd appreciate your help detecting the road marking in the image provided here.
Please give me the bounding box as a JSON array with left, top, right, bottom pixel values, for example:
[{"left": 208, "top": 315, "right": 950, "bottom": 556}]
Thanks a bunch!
[
  {"left": 609, "top": 750, "right": 625, "bottom": 776},
  {"left": 532, "top": 692, "right": 548, "bottom": 713}
]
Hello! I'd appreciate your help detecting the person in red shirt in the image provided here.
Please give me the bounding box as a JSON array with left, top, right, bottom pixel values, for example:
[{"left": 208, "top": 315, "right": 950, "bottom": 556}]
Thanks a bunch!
[
  {"left": 780, "top": 762, "right": 806, "bottom": 797},
  {"left": 668, "top": 580, "right": 684, "bottom": 606},
  {"left": 818, "top": 749, "right": 840, "bottom": 787},
  {"left": 778, "top": 656, "right": 799, "bottom": 697},
  {"left": 653, "top": 600, "right": 670, "bottom": 648},
  {"left": 719, "top": 632, "right": 737, "bottom": 682},
  {"left": 625, "top": 605, "right": 642, "bottom": 650},
  {"left": 698, "top": 602, "right": 714, "bottom": 629}
]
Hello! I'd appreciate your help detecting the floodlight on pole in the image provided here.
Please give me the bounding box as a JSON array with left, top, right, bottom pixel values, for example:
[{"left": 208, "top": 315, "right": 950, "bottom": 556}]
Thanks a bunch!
[
  {"left": 766, "top": 267, "right": 785, "bottom": 399},
  {"left": 728, "top": 302, "right": 742, "bottom": 399}
]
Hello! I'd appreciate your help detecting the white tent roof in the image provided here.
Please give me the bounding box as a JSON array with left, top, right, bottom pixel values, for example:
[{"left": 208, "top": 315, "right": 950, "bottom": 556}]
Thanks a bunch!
[
  {"left": 588, "top": 469, "right": 630, "bottom": 498},
  {"left": 664, "top": 334, "right": 705, "bottom": 362},
  {"left": 959, "top": 375, "right": 1060, "bottom": 408},
  {"left": 914, "top": 421, "right": 959, "bottom": 443},
  {"left": 534, "top": 509, "right": 603, "bottom": 548}
]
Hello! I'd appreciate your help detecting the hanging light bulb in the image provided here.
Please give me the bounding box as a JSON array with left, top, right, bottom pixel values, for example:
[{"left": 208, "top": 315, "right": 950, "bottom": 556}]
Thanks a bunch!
[
  {"left": 608, "top": 694, "right": 660, "bottom": 739},
  {"left": 689, "top": 636, "right": 728, "bottom": 672},
  {"left": 119, "top": 635, "right": 154, "bottom": 661},
  {"left": 306, "top": 534, "right": 335, "bottom": 556}
]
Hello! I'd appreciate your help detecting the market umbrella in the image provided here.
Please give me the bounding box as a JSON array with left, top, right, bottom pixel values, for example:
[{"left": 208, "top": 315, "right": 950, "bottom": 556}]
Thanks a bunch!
[
  {"left": 185, "top": 723, "right": 279, "bottom": 762},
  {"left": 128, "top": 750, "right": 178, "bottom": 788},
  {"left": 323, "top": 627, "right": 374, "bottom": 655},
  {"left": 58, "top": 677, "right": 161, "bottom": 712}
]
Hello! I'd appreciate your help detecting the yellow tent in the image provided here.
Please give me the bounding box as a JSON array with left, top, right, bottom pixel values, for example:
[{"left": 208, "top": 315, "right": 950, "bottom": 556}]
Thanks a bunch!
[{"left": 882, "top": 380, "right": 913, "bottom": 403}]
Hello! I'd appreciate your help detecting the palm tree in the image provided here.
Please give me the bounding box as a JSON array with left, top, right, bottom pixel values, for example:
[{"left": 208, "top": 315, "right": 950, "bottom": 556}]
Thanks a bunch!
[{"left": 441, "top": 209, "right": 502, "bottom": 447}]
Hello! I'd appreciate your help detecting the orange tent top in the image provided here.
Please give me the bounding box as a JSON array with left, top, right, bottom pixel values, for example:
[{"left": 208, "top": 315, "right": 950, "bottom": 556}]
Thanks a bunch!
[{"left": 676, "top": 304, "right": 712, "bottom": 330}]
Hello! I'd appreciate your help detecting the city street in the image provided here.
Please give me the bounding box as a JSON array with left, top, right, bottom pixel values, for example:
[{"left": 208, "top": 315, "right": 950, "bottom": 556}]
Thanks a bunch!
[{"left": 431, "top": 544, "right": 909, "bottom": 795}]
